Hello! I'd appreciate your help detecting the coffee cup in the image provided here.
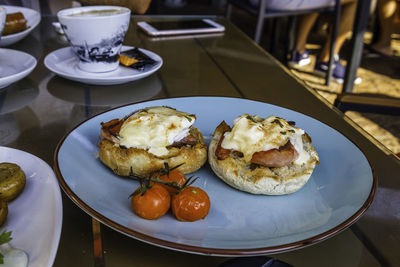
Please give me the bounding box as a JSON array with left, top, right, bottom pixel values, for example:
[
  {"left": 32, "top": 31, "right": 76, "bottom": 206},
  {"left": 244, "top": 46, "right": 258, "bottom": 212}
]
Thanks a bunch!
[{"left": 57, "top": 6, "right": 131, "bottom": 73}]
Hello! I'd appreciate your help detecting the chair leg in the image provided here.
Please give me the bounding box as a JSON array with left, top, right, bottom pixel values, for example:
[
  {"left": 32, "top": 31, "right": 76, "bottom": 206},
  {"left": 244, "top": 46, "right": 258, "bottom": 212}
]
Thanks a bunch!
[
  {"left": 342, "top": 0, "right": 371, "bottom": 93},
  {"left": 270, "top": 18, "right": 278, "bottom": 54},
  {"left": 254, "top": 0, "right": 267, "bottom": 43},
  {"left": 326, "top": 0, "right": 341, "bottom": 86},
  {"left": 226, "top": 3, "right": 232, "bottom": 20},
  {"left": 254, "top": 15, "right": 265, "bottom": 43},
  {"left": 265, "top": 19, "right": 273, "bottom": 51}
]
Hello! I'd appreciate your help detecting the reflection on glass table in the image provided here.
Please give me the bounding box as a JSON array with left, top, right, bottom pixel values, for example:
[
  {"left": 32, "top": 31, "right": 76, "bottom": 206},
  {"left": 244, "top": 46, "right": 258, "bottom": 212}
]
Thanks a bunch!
[{"left": 44, "top": 73, "right": 162, "bottom": 107}]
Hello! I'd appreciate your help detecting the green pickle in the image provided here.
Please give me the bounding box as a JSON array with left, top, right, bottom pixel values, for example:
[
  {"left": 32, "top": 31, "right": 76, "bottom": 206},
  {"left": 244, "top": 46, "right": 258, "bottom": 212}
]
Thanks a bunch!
[
  {"left": 0, "top": 163, "right": 26, "bottom": 202},
  {"left": 0, "top": 200, "right": 7, "bottom": 226}
]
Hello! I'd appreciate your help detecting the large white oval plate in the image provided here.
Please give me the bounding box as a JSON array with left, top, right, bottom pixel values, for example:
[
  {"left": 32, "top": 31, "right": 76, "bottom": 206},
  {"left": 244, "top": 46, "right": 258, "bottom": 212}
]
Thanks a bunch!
[
  {"left": 0, "top": 146, "right": 63, "bottom": 266},
  {"left": 54, "top": 97, "right": 376, "bottom": 256},
  {"left": 0, "top": 6, "right": 41, "bottom": 47}
]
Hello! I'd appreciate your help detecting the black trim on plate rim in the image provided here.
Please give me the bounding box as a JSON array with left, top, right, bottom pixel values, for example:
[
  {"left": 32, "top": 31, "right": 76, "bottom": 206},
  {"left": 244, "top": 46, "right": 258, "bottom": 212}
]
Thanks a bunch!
[{"left": 53, "top": 96, "right": 378, "bottom": 256}]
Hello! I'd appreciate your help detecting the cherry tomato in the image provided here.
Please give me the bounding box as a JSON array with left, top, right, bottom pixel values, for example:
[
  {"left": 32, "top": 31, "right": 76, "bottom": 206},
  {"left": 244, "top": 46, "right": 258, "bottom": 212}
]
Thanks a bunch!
[
  {"left": 153, "top": 169, "right": 187, "bottom": 194},
  {"left": 131, "top": 183, "right": 171, "bottom": 220},
  {"left": 171, "top": 186, "right": 210, "bottom": 222}
]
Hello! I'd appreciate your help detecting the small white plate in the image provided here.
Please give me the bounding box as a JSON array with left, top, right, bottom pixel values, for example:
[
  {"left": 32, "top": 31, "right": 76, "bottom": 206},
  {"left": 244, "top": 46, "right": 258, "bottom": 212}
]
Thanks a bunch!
[
  {"left": 0, "top": 48, "right": 37, "bottom": 89},
  {"left": 44, "top": 46, "right": 163, "bottom": 85},
  {"left": 0, "top": 146, "right": 63, "bottom": 267},
  {"left": 0, "top": 5, "right": 41, "bottom": 47}
]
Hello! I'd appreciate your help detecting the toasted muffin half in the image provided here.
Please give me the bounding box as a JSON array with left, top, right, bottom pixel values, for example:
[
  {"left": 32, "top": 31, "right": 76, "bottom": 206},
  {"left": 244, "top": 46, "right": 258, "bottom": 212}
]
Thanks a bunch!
[
  {"left": 208, "top": 115, "right": 319, "bottom": 195},
  {"left": 98, "top": 106, "right": 207, "bottom": 176}
]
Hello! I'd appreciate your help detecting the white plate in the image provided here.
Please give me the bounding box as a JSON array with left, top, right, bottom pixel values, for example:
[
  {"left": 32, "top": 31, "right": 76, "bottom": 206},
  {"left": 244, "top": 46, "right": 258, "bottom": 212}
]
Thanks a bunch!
[
  {"left": 44, "top": 46, "right": 163, "bottom": 85},
  {"left": 0, "top": 146, "right": 63, "bottom": 266},
  {"left": 0, "top": 48, "right": 37, "bottom": 89},
  {"left": 54, "top": 97, "right": 376, "bottom": 256},
  {"left": 0, "top": 6, "right": 41, "bottom": 47}
]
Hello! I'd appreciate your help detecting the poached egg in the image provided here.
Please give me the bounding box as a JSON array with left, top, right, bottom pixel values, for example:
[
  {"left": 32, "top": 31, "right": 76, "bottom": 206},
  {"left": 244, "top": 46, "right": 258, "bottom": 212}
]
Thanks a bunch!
[
  {"left": 118, "top": 106, "right": 196, "bottom": 157},
  {"left": 221, "top": 114, "right": 310, "bottom": 165}
]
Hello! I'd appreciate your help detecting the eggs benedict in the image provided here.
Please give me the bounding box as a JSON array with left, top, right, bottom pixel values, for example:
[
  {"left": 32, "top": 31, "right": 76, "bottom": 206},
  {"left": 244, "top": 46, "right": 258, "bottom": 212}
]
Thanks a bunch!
[
  {"left": 208, "top": 114, "right": 319, "bottom": 195},
  {"left": 98, "top": 106, "right": 207, "bottom": 176}
]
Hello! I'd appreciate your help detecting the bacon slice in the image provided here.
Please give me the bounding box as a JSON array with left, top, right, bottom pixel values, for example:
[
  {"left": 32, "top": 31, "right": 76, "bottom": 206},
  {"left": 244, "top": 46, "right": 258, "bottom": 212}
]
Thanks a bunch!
[
  {"left": 214, "top": 120, "right": 299, "bottom": 168},
  {"left": 251, "top": 141, "right": 298, "bottom": 167},
  {"left": 100, "top": 108, "right": 146, "bottom": 142},
  {"left": 168, "top": 134, "right": 197, "bottom": 147},
  {"left": 100, "top": 119, "right": 123, "bottom": 143},
  {"left": 214, "top": 121, "right": 233, "bottom": 160}
]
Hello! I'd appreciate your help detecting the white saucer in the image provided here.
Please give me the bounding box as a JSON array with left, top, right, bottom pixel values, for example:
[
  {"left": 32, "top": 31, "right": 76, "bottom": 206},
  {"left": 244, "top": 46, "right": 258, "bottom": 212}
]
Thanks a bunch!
[
  {"left": 0, "top": 48, "right": 37, "bottom": 89},
  {"left": 44, "top": 46, "right": 163, "bottom": 85},
  {"left": 0, "top": 5, "right": 41, "bottom": 47}
]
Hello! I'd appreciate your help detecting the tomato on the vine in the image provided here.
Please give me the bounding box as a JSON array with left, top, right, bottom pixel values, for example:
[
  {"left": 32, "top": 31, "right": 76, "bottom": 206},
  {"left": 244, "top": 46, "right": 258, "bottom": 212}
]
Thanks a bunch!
[
  {"left": 153, "top": 168, "right": 187, "bottom": 194},
  {"left": 171, "top": 186, "right": 210, "bottom": 222},
  {"left": 131, "top": 183, "right": 170, "bottom": 220}
]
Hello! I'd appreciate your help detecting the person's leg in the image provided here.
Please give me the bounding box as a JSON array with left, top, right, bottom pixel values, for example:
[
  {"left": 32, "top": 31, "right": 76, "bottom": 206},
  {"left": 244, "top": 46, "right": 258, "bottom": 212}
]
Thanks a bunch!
[
  {"left": 318, "top": 0, "right": 357, "bottom": 62},
  {"left": 314, "top": 0, "right": 362, "bottom": 84},
  {"left": 294, "top": 12, "right": 319, "bottom": 53},
  {"left": 371, "top": 0, "right": 397, "bottom": 56},
  {"left": 288, "top": 13, "right": 319, "bottom": 68}
]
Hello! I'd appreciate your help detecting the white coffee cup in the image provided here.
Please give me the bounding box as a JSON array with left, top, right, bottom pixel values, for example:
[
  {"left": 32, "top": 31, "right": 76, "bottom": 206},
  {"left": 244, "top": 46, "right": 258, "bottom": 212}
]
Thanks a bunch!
[
  {"left": 0, "top": 7, "right": 6, "bottom": 38},
  {"left": 57, "top": 6, "right": 131, "bottom": 73}
]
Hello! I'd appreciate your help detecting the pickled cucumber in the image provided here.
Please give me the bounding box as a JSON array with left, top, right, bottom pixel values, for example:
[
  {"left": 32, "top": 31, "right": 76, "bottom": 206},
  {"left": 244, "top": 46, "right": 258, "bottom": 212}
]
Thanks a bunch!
[
  {"left": 0, "top": 163, "right": 26, "bottom": 202},
  {"left": 0, "top": 201, "right": 7, "bottom": 226}
]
